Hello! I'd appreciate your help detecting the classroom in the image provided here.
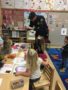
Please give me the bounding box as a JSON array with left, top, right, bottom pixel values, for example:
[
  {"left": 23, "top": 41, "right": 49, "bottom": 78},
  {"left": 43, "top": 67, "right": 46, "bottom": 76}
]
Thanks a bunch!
[{"left": 0, "top": 0, "right": 68, "bottom": 90}]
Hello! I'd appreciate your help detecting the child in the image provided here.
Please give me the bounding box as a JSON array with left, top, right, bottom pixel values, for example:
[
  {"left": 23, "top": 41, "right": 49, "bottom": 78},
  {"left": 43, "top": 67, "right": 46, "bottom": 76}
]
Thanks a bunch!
[
  {"left": 3, "top": 35, "right": 12, "bottom": 54},
  {"left": 15, "top": 48, "right": 48, "bottom": 90},
  {"left": 60, "top": 36, "right": 68, "bottom": 72},
  {"left": 0, "top": 54, "right": 6, "bottom": 68}
]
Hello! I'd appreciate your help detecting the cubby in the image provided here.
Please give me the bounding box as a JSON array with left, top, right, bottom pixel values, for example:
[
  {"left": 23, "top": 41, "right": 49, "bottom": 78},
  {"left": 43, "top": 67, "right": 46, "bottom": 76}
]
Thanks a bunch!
[{"left": 2, "top": 29, "right": 27, "bottom": 43}]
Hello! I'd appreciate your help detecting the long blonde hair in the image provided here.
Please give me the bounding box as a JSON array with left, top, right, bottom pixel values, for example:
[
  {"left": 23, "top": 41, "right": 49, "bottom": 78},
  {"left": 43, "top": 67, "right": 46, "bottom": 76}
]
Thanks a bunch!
[{"left": 26, "top": 49, "right": 38, "bottom": 73}]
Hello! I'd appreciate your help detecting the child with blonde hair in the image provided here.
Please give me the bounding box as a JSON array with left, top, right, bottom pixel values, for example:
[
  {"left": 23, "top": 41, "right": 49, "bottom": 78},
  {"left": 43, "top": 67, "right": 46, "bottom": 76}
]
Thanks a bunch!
[{"left": 15, "top": 48, "right": 48, "bottom": 90}]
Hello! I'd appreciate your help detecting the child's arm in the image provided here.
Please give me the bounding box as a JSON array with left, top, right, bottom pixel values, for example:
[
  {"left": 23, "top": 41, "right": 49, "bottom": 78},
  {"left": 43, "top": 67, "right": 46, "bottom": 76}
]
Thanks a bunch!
[
  {"left": 42, "top": 59, "right": 49, "bottom": 66},
  {"left": 25, "top": 26, "right": 33, "bottom": 30},
  {"left": 15, "top": 69, "right": 31, "bottom": 77},
  {"left": 51, "top": 55, "right": 59, "bottom": 60}
]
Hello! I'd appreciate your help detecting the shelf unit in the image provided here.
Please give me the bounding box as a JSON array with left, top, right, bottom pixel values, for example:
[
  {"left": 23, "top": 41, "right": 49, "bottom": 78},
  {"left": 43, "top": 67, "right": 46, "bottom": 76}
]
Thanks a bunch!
[{"left": 2, "top": 29, "right": 27, "bottom": 43}]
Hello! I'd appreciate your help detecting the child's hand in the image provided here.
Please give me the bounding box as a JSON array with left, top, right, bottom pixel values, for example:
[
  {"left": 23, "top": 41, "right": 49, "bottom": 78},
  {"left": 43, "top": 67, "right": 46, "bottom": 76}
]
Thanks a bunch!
[
  {"left": 15, "top": 72, "right": 21, "bottom": 76},
  {"left": 45, "top": 60, "right": 49, "bottom": 65},
  {"left": 43, "top": 59, "right": 49, "bottom": 66}
]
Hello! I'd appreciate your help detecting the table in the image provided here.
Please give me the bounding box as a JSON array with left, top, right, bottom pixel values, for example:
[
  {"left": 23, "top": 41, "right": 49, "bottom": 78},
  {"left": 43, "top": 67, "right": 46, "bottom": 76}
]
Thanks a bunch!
[
  {"left": 0, "top": 43, "right": 30, "bottom": 90},
  {"left": 0, "top": 73, "right": 29, "bottom": 90}
]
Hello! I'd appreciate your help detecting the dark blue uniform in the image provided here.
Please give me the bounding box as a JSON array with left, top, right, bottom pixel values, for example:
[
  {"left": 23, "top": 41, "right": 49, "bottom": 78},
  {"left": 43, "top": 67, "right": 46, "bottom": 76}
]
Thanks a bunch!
[{"left": 29, "top": 15, "right": 49, "bottom": 39}]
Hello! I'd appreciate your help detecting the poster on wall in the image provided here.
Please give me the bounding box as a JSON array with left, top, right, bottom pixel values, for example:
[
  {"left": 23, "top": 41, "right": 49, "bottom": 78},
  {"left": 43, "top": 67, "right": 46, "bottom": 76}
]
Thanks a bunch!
[
  {"left": 2, "top": 9, "right": 14, "bottom": 25},
  {"left": 2, "top": 9, "right": 24, "bottom": 30},
  {"left": 14, "top": 0, "right": 24, "bottom": 9},
  {"left": 61, "top": 28, "right": 67, "bottom": 35},
  {"left": 24, "top": 12, "right": 30, "bottom": 26},
  {"left": 1, "top": 0, "right": 68, "bottom": 10},
  {"left": 1, "top": 0, "right": 14, "bottom": 8},
  {"left": 24, "top": 0, "right": 52, "bottom": 10},
  {"left": 23, "top": 0, "right": 68, "bottom": 11}
]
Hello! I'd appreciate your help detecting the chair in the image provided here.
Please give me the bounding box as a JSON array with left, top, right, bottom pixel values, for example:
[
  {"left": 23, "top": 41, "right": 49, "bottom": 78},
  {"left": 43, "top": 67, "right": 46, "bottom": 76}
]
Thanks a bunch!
[
  {"left": 55, "top": 81, "right": 62, "bottom": 90},
  {"left": 45, "top": 39, "right": 51, "bottom": 49},
  {"left": 34, "top": 65, "right": 54, "bottom": 90}
]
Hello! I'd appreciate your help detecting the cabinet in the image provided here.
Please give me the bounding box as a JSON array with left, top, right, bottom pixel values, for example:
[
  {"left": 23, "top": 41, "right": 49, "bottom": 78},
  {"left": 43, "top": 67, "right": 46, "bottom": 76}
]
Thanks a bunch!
[{"left": 2, "top": 30, "right": 27, "bottom": 43}]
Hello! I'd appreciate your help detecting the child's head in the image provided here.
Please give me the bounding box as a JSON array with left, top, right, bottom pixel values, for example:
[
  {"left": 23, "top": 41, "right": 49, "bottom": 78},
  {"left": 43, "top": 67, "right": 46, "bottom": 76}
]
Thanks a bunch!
[
  {"left": 26, "top": 49, "right": 38, "bottom": 73},
  {"left": 64, "top": 36, "right": 68, "bottom": 45}
]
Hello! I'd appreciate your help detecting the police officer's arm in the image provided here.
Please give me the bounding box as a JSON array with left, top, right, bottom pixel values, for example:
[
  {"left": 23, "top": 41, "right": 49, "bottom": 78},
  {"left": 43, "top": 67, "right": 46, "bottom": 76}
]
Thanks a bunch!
[{"left": 25, "top": 21, "right": 34, "bottom": 30}]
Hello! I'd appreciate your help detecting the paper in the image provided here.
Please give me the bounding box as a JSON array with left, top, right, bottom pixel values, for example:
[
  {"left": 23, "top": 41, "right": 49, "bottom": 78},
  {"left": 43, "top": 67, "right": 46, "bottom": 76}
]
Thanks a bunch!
[
  {"left": 1, "top": 0, "right": 14, "bottom": 8},
  {"left": 27, "top": 30, "right": 35, "bottom": 40},
  {"left": 24, "top": 0, "right": 31, "bottom": 9},
  {"left": 28, "top": 30, "right": 36, "bottom": 36},
  {"left": 0, "top": 64, "right": 14, "bottom": 74},
  {"left": 53, "top": 0, "right": 64, "bottom": 10},
  {"left": 14, "top": 0, "right": 24, "bottom": 9},
  {"left": 0, "top": 78, "right": 3, "bottom": 86},
  {"left": 13, "top": 65, "right": 26, "bottom": 73},
  {"left": 12, "top": 31, "right": 19, "bottom": 38},
  {"left": 13, "top": 57, "right": 26, "bottom": 65},
  {"left": 11, "top": 48, "right": 18, "bottom": 54},
  {"left": 61, "top": 28, "right": 67, "bottom": 35}
]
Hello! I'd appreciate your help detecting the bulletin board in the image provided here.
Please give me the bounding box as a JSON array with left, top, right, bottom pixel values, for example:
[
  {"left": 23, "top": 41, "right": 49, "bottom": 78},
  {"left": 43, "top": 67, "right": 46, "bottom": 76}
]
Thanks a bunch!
[
  {"left": 2, "top": 9, "right": 24, "bottom": 30},
  {"left": 1, "top": 0, "right": 68, "bottom": 11},
  {"left": 23, "top": 0, "right": 68, "bottom": 11}
]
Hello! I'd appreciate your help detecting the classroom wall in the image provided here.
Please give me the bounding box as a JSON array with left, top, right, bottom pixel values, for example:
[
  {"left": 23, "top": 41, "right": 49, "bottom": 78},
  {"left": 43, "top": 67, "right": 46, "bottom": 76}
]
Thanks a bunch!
[{"left": 48, "top": 12, "right": 68, "bottom": 46}]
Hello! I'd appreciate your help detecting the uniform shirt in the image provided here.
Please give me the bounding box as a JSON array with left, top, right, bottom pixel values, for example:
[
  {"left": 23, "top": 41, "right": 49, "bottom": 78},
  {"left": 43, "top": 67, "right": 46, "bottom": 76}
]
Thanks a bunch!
[
  {"left": 30, "top": 15, "right": 48, "bottom": 37},
  {"left": 30, "top": 57, "right": 43, "bottom": 80},
  {"left": 62, "top": 44, "right": 68, "bottom": 59}
]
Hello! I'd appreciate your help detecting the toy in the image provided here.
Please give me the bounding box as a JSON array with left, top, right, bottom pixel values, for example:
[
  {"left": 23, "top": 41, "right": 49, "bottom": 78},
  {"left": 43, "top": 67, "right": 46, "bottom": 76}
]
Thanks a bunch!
[{"left": 10, "top": 79, "right": 24, "bottom": 89}]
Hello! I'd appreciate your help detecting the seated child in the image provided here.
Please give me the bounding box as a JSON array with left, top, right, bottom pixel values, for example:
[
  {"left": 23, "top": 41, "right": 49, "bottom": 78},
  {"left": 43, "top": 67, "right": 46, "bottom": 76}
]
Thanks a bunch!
[
  {"left": 15, "top": 48, "right": 48, "bottom": 90},
  {"left": 3, "top": 35, "right": 12, "bottom": 54},
  {"left": 60, "top": 36, "right": 68, "bottom": 72},
  {"left": 0, "top": 54, "right": 6, "bottom": 68}
]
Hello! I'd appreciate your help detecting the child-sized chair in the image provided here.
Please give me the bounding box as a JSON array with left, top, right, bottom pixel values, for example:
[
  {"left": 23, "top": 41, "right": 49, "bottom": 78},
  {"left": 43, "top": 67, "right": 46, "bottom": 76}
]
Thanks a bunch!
[{"left": 34, "top": 65, "right": 54, "bottom": 90}]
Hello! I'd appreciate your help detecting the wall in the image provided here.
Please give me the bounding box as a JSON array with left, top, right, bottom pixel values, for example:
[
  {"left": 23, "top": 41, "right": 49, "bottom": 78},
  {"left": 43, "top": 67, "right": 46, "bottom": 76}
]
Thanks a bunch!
[
  {"left": 48, "top": 12, "right": 68, "bottom": 46},
  {"left": 1, "top": 0, "right": 68, "bottom": 46}
]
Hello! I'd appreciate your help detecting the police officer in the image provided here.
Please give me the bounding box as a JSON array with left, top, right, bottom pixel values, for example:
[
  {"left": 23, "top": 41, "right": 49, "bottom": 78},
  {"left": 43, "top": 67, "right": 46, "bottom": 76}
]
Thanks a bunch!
[{"left": 28, "top": 12, "right": 49, "bottom": 42}]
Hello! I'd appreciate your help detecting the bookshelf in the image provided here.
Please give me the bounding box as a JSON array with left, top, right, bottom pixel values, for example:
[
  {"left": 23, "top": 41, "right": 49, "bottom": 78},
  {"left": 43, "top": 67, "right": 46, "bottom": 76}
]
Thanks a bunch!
[{"left": 2, "top": 29, "right": 27, "bottom": 43}]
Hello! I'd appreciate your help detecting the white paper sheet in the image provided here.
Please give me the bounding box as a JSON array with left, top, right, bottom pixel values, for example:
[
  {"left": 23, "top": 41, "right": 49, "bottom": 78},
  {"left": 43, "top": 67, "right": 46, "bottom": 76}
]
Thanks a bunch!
[
  {"left": 14, "top": 0, "right": 24, "bottom": 9},
  {"left": 12, "top": 65, "right": 26, "bottom": 73},
  {"left": 28, "top": 30, "right": 36, "bottom": 36},
  {"left": 0, "top": 64, "right": 14, "bottom": 74},
  {"left": 12, "top": 31, "right": 19, "bottom": 38},
  {"left": 1, "top": 0, "right": 14, "bottom": 8},
  {"left": 61, "top": 28, "right": 67, "bottom": 35},
  {"left": 13, "top": 57, "right": 26, "bottom": 65}
]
